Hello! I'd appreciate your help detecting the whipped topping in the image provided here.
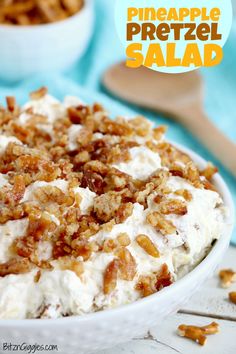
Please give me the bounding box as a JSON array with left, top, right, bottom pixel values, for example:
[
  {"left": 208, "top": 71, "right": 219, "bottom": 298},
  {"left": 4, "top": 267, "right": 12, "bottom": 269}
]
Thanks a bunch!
[
  {"left": 22, "top": 95, "right": 65, "bottom": 124},
  {"left": 68, "top": 125, "right": 83, "bottom": 151},
  {"left": 113, "top": 146, "right": 162, "bottom": 180}
]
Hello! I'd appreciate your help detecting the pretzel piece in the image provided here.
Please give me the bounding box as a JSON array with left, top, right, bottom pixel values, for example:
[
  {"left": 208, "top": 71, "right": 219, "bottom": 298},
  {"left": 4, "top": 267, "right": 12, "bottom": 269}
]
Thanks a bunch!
[{"left": 178, "top": 322, "right": 219, "bottom": 346}]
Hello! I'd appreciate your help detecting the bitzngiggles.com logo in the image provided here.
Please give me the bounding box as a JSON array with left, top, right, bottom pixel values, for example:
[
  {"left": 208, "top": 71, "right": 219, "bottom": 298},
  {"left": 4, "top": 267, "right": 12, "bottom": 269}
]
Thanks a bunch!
[
  {"left": 115, "top": 0, "right": 233, "bottom": 73},
  {"left": 1, "top": 342, "right": 58, "bottom": 354}
]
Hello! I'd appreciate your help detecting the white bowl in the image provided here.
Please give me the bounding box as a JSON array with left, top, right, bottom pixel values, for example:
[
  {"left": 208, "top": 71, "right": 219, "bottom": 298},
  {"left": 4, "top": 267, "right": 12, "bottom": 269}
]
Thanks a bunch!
[
  {"left": 0, "top": 143, "right": 234, "bottom": 354},
  {"left": 0, "top": 0, "right": 94, "bottom": 82}
]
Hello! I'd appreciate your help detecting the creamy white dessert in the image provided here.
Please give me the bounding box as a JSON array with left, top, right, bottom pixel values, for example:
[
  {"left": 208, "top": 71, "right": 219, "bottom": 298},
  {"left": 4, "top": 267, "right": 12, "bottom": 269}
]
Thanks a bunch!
[{"left": 0, "top": 88, "right": 227, "bottom": 319}]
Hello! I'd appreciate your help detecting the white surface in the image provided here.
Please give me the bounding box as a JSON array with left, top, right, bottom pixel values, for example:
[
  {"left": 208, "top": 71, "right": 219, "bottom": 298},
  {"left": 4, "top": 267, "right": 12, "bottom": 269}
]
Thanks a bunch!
[
  {"left": 0, "top": 0, "right": 94, "bottom": 82},
  {"left": 181, "top": 246, "right": 236, "bottom": 320},
  {"left": 99, "top": 246, "right": 236, "bottom": 354}
]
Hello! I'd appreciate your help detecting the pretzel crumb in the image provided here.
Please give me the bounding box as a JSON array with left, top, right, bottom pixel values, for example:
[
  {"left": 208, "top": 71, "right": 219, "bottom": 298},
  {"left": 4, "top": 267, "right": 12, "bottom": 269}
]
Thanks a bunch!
[
  {"left": 103, "top": 259, "right": 119, "bottom": 295},
  {"left": 136, "top": 263, "right": 172, "bottom": 297},
  {"left": 159, "top": 199, "right": 187, "bottom": 216},
  {"left": 135, "top": 275, "right": 156, "bottom": 297},
  {"left": 146, "top": 211, "right": 176, "bottom": 236},
  {"left": 174, "top": 189, "right": 192, "bottom": 202},
  {"left": 178, "top": 322, "right": 219, "bottom": 346},
  {"left": 155, "top": 263, "right": 172, "bottom": 291},
  {"left": 117, "top": 233, "right": 130, "bottom": 247},
  {"left": 116, "top": 247, "right": 137, "bottom": 281},
  {"left": 136, "top": 234, "right": 160, "bottom": 258},
  {"left": 201, "top": 163, "right": 218, "bottom": 180},
  {"left": 153, "top": 125, "right": 167, "bottom": 140},
  {"left": 59, "top": 257, "right": 84, "bottom": 277},
  {"left": 6, "top": 96, "right": 17, "bottom": 112},
  {"left": 0, "top": 258, "right": 33, "bottom": 277},
  {"left": 219, "top": 269, "right": 236, "bottom": 288},
  {"left": 30, "top": 87, "right": 48, "bottom": 100}
]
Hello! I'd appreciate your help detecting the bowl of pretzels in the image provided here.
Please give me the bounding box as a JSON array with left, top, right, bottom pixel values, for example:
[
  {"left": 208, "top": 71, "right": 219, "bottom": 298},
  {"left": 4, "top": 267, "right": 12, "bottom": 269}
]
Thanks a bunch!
[{"left": 0, "top": 0, "right": 94, "bottom": 82}]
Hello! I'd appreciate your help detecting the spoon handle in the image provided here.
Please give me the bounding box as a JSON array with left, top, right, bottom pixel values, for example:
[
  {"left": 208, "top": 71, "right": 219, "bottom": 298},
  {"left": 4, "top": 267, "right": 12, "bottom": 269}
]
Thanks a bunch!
[{"left": 180, "top": 105, "right": 236, "bottom": 177}]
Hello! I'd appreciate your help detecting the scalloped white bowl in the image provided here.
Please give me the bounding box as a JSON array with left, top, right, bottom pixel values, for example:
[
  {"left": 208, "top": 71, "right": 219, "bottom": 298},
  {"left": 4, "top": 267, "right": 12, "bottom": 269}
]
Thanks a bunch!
[
  {"left": 0, "top": 143, "right": 234, "bottom": 354},
  {"left": 0, "top": 0, "right": 94, "bottom": 82}
]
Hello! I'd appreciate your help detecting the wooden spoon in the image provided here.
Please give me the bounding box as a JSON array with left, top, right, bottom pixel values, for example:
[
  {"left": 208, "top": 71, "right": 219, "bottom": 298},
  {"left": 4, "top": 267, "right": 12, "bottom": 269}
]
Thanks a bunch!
[{"left": 103, "top": 62, "right": 236, "bottom": 177}]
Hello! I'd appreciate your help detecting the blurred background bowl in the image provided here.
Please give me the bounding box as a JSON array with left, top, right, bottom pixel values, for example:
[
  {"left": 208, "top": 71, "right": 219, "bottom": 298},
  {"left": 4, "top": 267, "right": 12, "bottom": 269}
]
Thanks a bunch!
[{"left": 0, "top": 0, "right": 94, "bottom": 83}]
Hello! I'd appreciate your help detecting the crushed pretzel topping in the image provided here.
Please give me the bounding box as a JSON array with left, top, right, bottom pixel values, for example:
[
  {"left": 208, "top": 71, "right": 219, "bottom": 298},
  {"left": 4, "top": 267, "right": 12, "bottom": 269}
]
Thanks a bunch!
[
  {"left": 146, "top": 211, "right": 176, "bottom": 236},
  {"left": 155, "top": 263, "right": 172, "bottom": 291},
  {"left": 201, "top": 163, "right": 218, "bottom": 180},
  {"left": 6, "top": 96, "right": 17, "bottom": 112},
  {"left": 153, "top": 125, "right": 167, "bottom": 140},
  {"left": 178, "top": 322, "right": 219, "bottom": 346},
  {"left": 117, "top": 233, "right": 131, "bottom": 247},
  {"left": 93, "top": 192, "right": 122, "bottom": 223},
  {"left": 103, "top": 259, "right": 119, "bottom": 295},
  {"left": 174, "top": 189, "right": 192, "bottom": 202},
  {"left": 136, "top": 234, "right": 160, "bottom": 258},
  {"left": 136, "top": 264, "right": 172, "bottom": 297},
  {"left": 128, "top": 116, "right": 152, "bottom": 137},
  {"left": 30, "top": 87, "right": 48, "bottom": 100},
  {"left": 58, "top": 257, "right": 84, "bottom": 277},
  {"left": 115, "top": 247, "right": 137, "bottom": 281},
  {"left": 135, "top": 275, "right": 157, "bottom": 297},
  {"left": 0, "top": 86, "right": 220, "bottom": 280},
  {"left": 159, "top": 199, "right": 187, "bottom": 216},
  {"left": 0, "top": 258, "right": 33, "bottom": 277},
  {"left": 102, "top": 239, "right": 117, "bottom": 253}
]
